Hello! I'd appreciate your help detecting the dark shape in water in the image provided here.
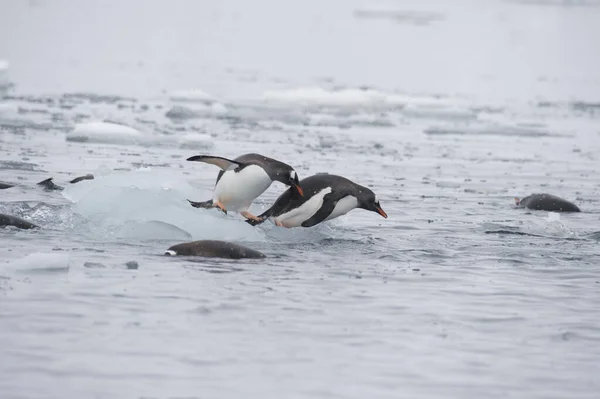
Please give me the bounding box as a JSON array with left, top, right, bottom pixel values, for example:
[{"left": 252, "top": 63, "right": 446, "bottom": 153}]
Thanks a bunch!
[
  {"left": 70, "top": 174, "right": 94, "bottom": 184},
  {"left": 165, "top": 240, "right": 266, "bottom": 259},
  {"left": 0, "top": 181, "right": 13, "bottom": 189},
  {"left": 37, "top": 177, "right": 64, "bottom": 191},
  {"left": 125, "top": 261, "right": 139, "bottom": 270},
  {"left": 0, "top": 213, "right": 39, "bottom": 229},
  {"left": 515, "top": 193, "right": 581, "bottom": 212}
]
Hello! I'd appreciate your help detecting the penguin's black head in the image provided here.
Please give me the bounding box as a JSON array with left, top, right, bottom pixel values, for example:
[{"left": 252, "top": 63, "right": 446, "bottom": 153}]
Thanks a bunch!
[
  {"left": 278, "top": 169, "right": 304, "bottom": 197},
  {"left": 360, "top": 190, "right": 388, "bottom": 219}
]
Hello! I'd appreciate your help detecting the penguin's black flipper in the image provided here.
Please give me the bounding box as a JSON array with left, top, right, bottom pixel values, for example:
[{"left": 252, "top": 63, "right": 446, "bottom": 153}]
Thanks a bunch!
[
  {"left": 186, "top": 155, "right": 244, "bottom": 171},
  {"left": 301, "top": 197, "right": 337, "bottom": 228}
]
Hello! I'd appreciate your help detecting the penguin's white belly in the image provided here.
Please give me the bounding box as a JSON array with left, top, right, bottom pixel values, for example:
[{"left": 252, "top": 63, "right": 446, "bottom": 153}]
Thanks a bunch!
[
  {"left": 325, "top": 195, "right": 358, "bottom": 221},
  {"left": 213, "top": 165, "right": 272, "bottom": 211},
  {"left": 273, "top": 187, "right": 332, "bottom": 228}
]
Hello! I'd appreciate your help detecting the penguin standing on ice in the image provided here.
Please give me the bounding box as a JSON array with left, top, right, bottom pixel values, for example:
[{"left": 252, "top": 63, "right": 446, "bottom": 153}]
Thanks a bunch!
[
  {"left": 246, "top": 174, "right": 387, "bottom": 228},
  {"left": 186, "top": 153, "right": 304, "bottom": 222}
]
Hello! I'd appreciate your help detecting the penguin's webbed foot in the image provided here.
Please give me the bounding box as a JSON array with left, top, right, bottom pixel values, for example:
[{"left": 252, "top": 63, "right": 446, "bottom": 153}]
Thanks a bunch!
[
  {"left": 214, "top": 201, "right": 228, "bottom": 215},
  {"left": 245, "top": 219, "right": 263, "bottom": 226},
  {"left": 241, "top": 211, "right": 264, "bottom": 224},
  {"left": 187, "top": 199, "right": 227, "bottom": 214}
]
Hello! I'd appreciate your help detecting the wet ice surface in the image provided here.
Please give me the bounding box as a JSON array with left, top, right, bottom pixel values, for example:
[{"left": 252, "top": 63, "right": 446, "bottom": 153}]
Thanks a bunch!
[{"left": 1, "top": 0, "right": 600, "bottom": 398}]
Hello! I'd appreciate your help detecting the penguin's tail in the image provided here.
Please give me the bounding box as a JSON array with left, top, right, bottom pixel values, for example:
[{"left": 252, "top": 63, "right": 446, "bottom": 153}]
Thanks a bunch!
[{"left": 188, "top": 199, "right": 214, "bottom": 209}]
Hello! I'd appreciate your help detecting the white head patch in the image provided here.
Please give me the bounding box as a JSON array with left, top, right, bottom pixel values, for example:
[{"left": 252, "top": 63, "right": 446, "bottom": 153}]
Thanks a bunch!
[
  {"left": 290, "top": 170, "right": 296, "bottom": 179},
  {"left": 374, "top": 195, "right": 379, "bottom": 203}
]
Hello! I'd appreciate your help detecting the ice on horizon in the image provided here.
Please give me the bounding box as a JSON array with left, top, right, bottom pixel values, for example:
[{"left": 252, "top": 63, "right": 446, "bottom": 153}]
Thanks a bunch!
[{"left": 261, "top": 86, "right": 466, "bottom": 111}]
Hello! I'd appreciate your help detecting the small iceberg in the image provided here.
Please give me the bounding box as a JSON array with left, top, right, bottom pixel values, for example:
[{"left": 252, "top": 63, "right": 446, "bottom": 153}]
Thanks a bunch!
[
  {"left": 8, "top": 253, "right": 70, "bottom": 274},
  {"left": 62, "top": 168, "right": 265, "bottom": 242},
  {"left": 66, "top": 121, "right": 144, "bottom": 145}
]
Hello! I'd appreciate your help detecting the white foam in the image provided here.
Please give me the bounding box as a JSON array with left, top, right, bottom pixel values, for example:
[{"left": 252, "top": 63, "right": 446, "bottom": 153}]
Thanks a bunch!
[
  {"left": 546, "top": 212, "right": 561, "bottom": 222},
  {"left": 63, "top": 168, "right": 264, "bottom": 242},
  {"left": 169, "top": 89, "right": 214, "bottom": 104},
  {"left": 66, "top": 122, "right": 144, "bottom": 145},
  {"left": 9, "top": 253, "right": 70, "bottom": 273}
]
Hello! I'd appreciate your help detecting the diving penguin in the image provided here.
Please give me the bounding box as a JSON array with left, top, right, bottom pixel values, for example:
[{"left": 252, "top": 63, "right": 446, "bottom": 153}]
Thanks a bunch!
[
  {"left": 186, "top": 153, "right": 304, "bottom": 222},
  {"left": 246, "top": 173, "right": 387, "bottom": 228}
]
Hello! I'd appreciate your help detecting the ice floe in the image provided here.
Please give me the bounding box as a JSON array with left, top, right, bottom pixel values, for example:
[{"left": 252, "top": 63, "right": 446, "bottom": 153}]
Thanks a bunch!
[
  {"left": 64, "top": 121, "right": 214, "bottom": 149},
  {"left": 165, "top": 103, "right": 228, "bottom": 120},
  {"left": 8, "top": 252, "right": 70, "bottom": 273},
  {"left": 62, "top": 168, "right": 265, "bottom": 242},
  {"left": 66, "top": 121, "right": 144, "bottom": 145}
]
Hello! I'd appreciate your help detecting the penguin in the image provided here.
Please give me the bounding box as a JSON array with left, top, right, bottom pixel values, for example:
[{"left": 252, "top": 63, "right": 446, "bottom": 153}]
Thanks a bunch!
[
  {"left": 164, "top": 240, "right": 266, "bottom": 259},
  {"left": 515, "top": 193, "right": 581, "bottom": 212},
  {"left": 186, "top": 153, "right": 304, "bottom": 222},
  {"left": 246, "top": 174, "right": 387, "bottom": 228}
]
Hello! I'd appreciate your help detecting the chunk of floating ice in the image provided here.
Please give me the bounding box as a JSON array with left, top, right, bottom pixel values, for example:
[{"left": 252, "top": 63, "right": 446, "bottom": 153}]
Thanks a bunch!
[
  {"left": 165, "top": 103, "right": 228, "bottom": 120},
  {"left": 116, "top": 220, "right": 192, "bottom": 241},
  {"left": 9, "top": 253, "right": 70, "bottom": 273},
  {"left": 169, "top": 89, "right": 214, "bottom": 104},
  {"left": 66, "top": 122, "right": 143, "bottom": 145},
  {"left": 63, "top": 168, "right": 265, "bottom": 242}
]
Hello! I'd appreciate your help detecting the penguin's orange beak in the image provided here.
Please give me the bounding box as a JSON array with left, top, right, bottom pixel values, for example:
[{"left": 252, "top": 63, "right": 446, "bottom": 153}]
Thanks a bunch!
[
  {"left": 375, "top": 205, "right": 387, "bottom": 218},
  {"left": 293, "top": 184, "right": 304, "bottom": 197}
]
